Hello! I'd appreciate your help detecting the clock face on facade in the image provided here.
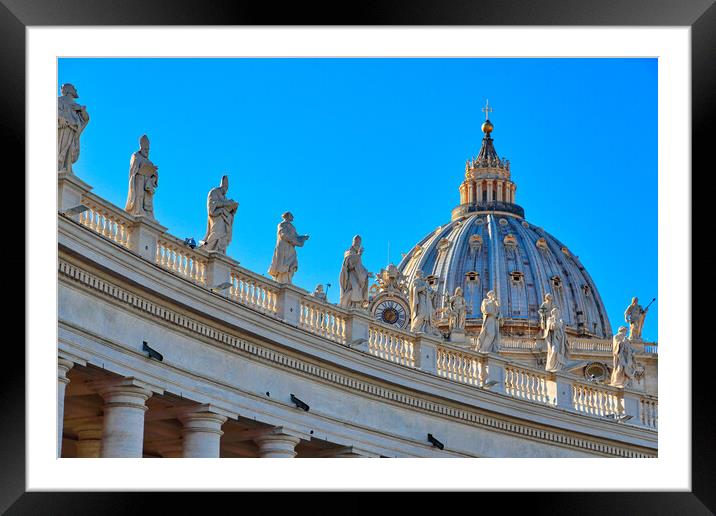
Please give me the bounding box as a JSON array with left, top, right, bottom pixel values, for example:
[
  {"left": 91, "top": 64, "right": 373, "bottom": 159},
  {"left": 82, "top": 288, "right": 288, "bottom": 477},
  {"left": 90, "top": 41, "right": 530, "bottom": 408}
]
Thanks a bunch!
[{"left": 373, "top": 298, "right": 409, "bottom": 329}]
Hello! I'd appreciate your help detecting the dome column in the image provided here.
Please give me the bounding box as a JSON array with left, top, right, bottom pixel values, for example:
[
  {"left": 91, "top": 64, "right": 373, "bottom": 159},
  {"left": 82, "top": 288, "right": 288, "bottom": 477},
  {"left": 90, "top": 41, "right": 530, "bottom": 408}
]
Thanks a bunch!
[{"left": 467, "top": 181, "right": 475, "bottom": 203}]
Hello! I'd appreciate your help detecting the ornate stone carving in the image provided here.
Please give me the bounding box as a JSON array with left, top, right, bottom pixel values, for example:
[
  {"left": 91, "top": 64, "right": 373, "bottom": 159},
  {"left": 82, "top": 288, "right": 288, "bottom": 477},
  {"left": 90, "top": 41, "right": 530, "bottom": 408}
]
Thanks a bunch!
[
  {"left": 124, "top": 135, "right": 159, "bottom": 218},
  {"left": 339, "top": 235, "right": 372, "bottom": 309},
  {"left": 57, "top": 83, "right": 90, "bottom": 173},
  {"left": 474, "top": 290, "right": 501, "bottom": 353},
  {"left": 537, "top": 293, "right": 554, "bottom": 333},
  {"left": 201, "top": 175, "right": 239, "bottom": 254},
  {"left": 624, "top": 296, "right": 650, "bottom": 341},
  {"left": 371, "top": 263, "right": 408, "bottom": 296},
  {"left": 268, "top": 212, "right": 309, "bottom": 284},
  {"left": 543, "top": 307, "right": 569, "bottom": 372},
  {"left": 408, "top": 269, "right": 438, "bottom": 334},
  {"left": 610, "top": 326, "right": 643, "bottom": 388}
]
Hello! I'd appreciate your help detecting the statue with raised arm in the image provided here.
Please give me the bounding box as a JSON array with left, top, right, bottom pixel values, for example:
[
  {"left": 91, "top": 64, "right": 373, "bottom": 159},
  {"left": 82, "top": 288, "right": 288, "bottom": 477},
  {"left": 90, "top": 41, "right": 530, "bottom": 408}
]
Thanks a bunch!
[
  {"left": 268, "top": 212, "right": 309, "bottom": 284},
  {"left": 57, "top": 83, "right": 90, "bottom": 173},
  {"left": 624, "top": 297, "right": 649, "bottom": 341},
  {"left": 448, "top": 286, "right": 467, "bottom": 332},
  {"left": 538, "top": 293, "right": 554, "bottom": 332},
  {"left": 339, "top": 235, "right": 372, "bottom": 309},
  {"left": 475, "top": 290, "right": 501, "bottom": 353},
  {"left": 408, "top": 270, "right": 437, "bottom": 333},
  {"left": 543, "top": 307, "right": 569, "bottom": 372},
  {"left": 611, "top": 326, "right": 637, "bottom": 388},
  {"left": 311, "top": 284, "right": 327, "bottom": 301},
  {"left": 202, "top": 175, "right": 239, "bottom": 254},
  {"left": 124, "top": 135, "right": 159, "bottom": 218}
]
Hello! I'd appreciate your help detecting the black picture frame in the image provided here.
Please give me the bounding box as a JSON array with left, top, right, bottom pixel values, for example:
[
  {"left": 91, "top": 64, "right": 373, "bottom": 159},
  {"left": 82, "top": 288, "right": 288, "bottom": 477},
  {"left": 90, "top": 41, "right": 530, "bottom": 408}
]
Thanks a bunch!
[{"left": 3, "top": 0, "right": 711, "bottom": 512}]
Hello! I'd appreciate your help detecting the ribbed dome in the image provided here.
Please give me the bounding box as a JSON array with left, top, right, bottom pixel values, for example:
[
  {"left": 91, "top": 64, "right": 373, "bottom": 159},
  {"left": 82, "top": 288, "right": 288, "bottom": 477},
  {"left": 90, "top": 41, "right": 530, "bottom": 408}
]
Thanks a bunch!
[{"left": 396, "top": 111, "right": 612, "bottom": 339}]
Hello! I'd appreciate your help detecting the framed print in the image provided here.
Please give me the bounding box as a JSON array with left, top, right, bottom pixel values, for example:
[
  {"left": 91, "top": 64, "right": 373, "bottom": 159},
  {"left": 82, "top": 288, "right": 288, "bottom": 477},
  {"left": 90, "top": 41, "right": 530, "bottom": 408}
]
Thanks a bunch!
[{"left": 4, "top": 0, "right": 713, "bottom": 512}]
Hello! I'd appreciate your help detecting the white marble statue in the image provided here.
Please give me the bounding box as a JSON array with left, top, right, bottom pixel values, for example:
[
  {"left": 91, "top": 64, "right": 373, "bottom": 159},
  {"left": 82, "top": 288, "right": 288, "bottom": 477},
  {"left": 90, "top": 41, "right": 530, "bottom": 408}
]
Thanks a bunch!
[
  {"left": 408, "top": 270, "right": 437, "bottom": 333},
  {"left": 202, "top": 175, "right": 239, "bottom": 254},
  {"left": 447, "top": 287, "right": 467, "bottom": 332},
  {"left": 339, "top": 235, "right": 372, "bottom": 309},
  {"left": 57, "top": 83, "right": 90, "bottom": 173},
  {"left": 543, "top": 307, "right": 569, "bottom": 372},
  {"left": 610, "top": 326, "right": 637, "bottom": 388},
  {"left": 268, "top": 212, "right": 309, "bottom": 284},
  {"left": 124, "top": 135, "right": 159, "bottom": 218},
  {"left": 624, "top": 297, "right": 649, "bottom": 341},
  {"left": 474, "top": 290, "right": 501, "bottom": 353},
  {"left": 311, "top": 284, "right": 327, "bottom": 301},
  {"left": 538, "top": 293, "right": 554, "bottom": 332}
]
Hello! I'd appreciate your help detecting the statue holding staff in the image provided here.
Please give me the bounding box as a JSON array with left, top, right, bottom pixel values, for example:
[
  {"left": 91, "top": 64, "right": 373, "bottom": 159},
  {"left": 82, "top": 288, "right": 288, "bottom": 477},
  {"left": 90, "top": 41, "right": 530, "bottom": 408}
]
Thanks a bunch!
[
  {"left": 124, "top": 135, "right": 159, "bottom": 218},
  {"left": 57, "top": 83, "right": 90, "bottom": 173},
  {"left": 202, "top": 175, "right": 239, "bottom": 254},
  {"left": 624, "top": 296, "right": 653, "bottom": 341},
  {"left": 268, "top": 212, "right": 309, "bottom": 284}
]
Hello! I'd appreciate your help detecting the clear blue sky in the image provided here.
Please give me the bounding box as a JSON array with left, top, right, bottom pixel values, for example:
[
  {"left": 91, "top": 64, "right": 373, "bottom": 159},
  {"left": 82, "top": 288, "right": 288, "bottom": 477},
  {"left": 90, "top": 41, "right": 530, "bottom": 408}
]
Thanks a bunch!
[{"left": 59, "top": 58, "right": 658, "bottom": 341}]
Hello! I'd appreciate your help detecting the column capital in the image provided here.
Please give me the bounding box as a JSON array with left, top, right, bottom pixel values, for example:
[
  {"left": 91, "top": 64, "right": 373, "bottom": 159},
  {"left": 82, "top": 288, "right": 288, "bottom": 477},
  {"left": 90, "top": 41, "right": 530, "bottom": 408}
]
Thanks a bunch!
[
  {"left": 253, "top": 428, "right": 303, "bottom": 458},
  {"left": 88, "top": 377, "right": 161, "bottom": 411},
  {"left": 58, "top": 358, "right": 75, "bottom": 384}
]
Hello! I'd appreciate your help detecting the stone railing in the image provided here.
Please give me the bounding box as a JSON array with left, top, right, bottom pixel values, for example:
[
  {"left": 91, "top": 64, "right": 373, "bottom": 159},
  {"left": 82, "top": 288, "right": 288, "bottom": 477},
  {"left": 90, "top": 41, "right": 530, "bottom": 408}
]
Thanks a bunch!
[
  {"left": 368, "top": 322, "right": 416, "bottom": 367},
  {"left": 504, "top": 363, "right": 554, "bottom": 405},
  {"left": 229, "top": 268, "right": 280, "bottom": 317},
  {"left": 78, "top": 192, "right": 134, "bottom": 249},
  {"left": 156, "top": 233, "right": 208, "bottom": 286},
  {"left": 436, "top": 345, "right": 485, "bottom": 386},
  {"left": 60, "top": 173, "right": 658, "bottom": 430},
  {"left": 299, "top": 295, "right": 347, "bottom": 344}
]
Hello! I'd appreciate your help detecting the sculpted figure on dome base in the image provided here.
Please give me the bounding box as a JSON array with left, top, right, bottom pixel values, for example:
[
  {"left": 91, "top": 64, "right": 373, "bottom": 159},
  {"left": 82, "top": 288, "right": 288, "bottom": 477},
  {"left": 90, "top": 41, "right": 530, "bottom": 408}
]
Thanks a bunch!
[
  {"left": 610, "top": 326, "right": 639, "bottom": 388},
  {"left": 543, "top": 307, "right": 569, "bottom": 372},
  {"left": 268, "top": 212, "right": 309, "bottom": 284},
  {"left": 124, "top": 135, "right": 159, "bottom": 218},
  {"left": 57, "top": 83, "right": 90, "bottom": 174},
  {"left": 339, "top": 235, "right": 372, "bottom": 309},
  {"left": 538, "top": 293, "right": 554, "bottom": 332},
  {"left": 408, "top": 270, "right": 439, "bottom": 334},
  {"left": 201, "top": 175, "right": 239, "bottom": 254},
  {"left": 474, "top": 290, "right": 501, "bottom": 353},
  {"left": 447, "top": 287, "right": 467, "bottom": 333},
  {"left": 624, "top": 297, "right": 650, "bottom": 341}
]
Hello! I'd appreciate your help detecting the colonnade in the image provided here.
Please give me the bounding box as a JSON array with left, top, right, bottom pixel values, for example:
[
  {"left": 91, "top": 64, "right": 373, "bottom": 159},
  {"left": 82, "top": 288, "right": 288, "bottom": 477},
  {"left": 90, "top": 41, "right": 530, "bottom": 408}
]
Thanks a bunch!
[
  {"left": 57, "top": 357, "right": 361, "bottom": 458},
  {"left": 459, "top": 178, "right": 516, "bottom": 205}
]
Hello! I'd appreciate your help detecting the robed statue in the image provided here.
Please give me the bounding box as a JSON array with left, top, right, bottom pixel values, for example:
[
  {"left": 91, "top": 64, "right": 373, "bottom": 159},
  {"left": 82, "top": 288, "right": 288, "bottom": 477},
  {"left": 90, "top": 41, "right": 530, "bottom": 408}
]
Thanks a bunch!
[
  {"left": 474, "top": 290, "right": 501, "bottom": 353},
  {"left": 610, "top": 326, "right": 638, "bottom": 388},
  {"left": 268, "top": 212, "right": 309, "bottom": 284},
  {"left": 124, "top": 135, "right": 159, "bottom": 218},
  {"left": 447, "top": 286, "right": 467, "bottom": 333},
  {"left": 57, "top": 83, "right": 90, "bottom": 173},
  {"left": 408, "top": 270, "right": 437, "bottom": 333},
  {"left": 339, "top": 235, "right": 372, "bottom": 309},
  {"left": 538, "top": 293, "right": 554, "bottom": 332},
  {"left": 543, "top": 307, "right": 569, "bottom": 372},
  {"left": 201, "top": 175, "right": 239, "bottom": 254},
  {"left": 624, "top": 297, "right": 649, "bottom": 341}
]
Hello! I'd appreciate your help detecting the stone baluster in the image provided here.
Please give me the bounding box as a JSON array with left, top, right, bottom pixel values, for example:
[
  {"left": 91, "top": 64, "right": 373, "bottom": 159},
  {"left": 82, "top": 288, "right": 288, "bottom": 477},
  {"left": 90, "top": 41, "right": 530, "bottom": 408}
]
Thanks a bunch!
[{"left": 57, "top": 358, "right": 75, "bottom": 457}]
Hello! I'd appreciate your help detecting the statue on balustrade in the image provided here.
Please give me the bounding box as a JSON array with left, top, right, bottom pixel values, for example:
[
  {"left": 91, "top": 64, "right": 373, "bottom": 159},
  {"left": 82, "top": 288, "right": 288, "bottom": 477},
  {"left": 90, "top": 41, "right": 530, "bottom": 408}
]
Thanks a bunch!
[
  {"left": 408, "top": 269, "right": 438, "bottom": 334},
  {"left": 201, "top": 175, "right": 239, "bottom": 254},
  {"left": 624, "top": 296, "right": 650, "bottom": 341},
  {"left": 124, "top": 135, "right": 159, "bottom": 218},
  {"left": 268, "top": 212, "right": 309, "bottom": 284},
  {"left": 339, "top": 235, "right": 372, "bottom": 309},
  {"left": 57, "top": 83, "right": 90, "bottom": 173},
  {"left": 311, "top": 284, "right": 327, "bottom": 301},
  {"left": 447, "top": 287, "right": 467, "bottom": 333},
  {"left": 538, "top": 293, "right": 554, "bottom": 332},
  {"left": 543, "top": 307, "right": 569, "bottom": 372},
  {"left": 474, "top": 290, "right": 501, "bottom": 353},
  {"left": 610, "top": 326, "right": 638, "bottom": 388}
]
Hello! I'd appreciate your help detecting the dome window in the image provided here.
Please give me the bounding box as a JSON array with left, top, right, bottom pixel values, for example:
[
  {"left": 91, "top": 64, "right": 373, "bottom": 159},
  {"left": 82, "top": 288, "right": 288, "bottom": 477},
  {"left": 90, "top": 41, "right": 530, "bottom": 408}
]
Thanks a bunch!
[
  {"left": 521, "top": 221, "right": 530, "bottom": 228},
  {"left": 437, "top": 238, "right": 451, "bottom": 253},
  {"left": 504, "top": 234, "right": 517, "bottom": 249},
  {"left": 425, "top": 275, "right": 439, "bottom": 287},
  {"left": 561, "top": 247, "right": 570, "bottom": 256},
  {"left": 465, "top": 271, "right": 480, "bottom": 283},
  {"left": 475, "top": 217, "right": 485, "bottom": 225},
  {"left": 469, "top": 234, "right": 483, "bottom": 252},
  {"left": 510, "top": 271, "right": 524, "bottom": 285},
  {"left": 551, "top": 275, "right": 562, "bottom": 289},
  {"left": 499, "top": 218, "right": 509, "bottom": 226},
  {"left": 582, "top": 284, "right": 591, "bottom": 296},
  {"left": 536, "top": 238, "right": 548, "bottom": 250}
]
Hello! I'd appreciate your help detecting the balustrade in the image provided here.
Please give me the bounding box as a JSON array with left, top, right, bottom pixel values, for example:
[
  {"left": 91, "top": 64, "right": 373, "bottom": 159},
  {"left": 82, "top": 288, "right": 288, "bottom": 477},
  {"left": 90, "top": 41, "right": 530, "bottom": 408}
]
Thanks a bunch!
[
  {"left": 299, "top": 297, "right": 347, "bottom": 344},
  {"left": 571, "top": 382, "right": 623, "bottom": 417},
  {"left": 155, "top": 235, "right": 207, "bottom": 285},
  {"left": 504, "top": 365, "right": 553, "bottom": 405},
  {"left": 639, "top": 397, "right": 658, "bottom": 428},
  {"left": 229, "top": 270, "right": 280, "bottom": 316},
  {"left": 78, "top": 196, "right": 132, "bottom": 248},
  {"left": 368, "top": 323, "right": 415, "bottom": 367},
  {"left": 436, "top": 346, "right": 484, "bottom": 385}
]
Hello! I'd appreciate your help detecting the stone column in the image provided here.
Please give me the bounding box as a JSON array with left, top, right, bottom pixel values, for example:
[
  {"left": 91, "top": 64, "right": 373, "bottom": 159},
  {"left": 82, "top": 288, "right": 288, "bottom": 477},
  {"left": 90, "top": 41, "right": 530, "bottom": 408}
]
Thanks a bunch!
[
  {"left": 476, "top": 181, "right": 483, "bottom": 203},
  {"left": 253, "top": 427, "right": 303, "bottom": 458},
  {"left": 487, "top": 180, "right": 494, "bottom": 202},
  {"left": 179, "top": 410, "right": 228, "bottom": 458},
  {"left": 93, "top": 378, "right": 155, "bottom": 458},
  {"left": 57, "top": 358, "right": 74, "bottom": 457},
  {"left": 467, "top": 181, "right": 475, "bottom": 204},
  {"left": 75, "top": 422, "right": 103, "bottom": 458},
  {"left": 496, "top": 180, "right": 503, "bottom": 201}
]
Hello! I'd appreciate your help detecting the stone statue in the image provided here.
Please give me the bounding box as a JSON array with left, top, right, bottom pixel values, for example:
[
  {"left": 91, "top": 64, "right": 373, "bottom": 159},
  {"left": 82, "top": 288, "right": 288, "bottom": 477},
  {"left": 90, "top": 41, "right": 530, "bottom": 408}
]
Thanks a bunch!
[
  {"left": 57, "top": 83, "right": 90, "bottom": 173},
  {"left": 543, "top": 307, "right": 569, "bottom": 372},
  {"left": 408, "top": 270, "right": 438, "bottom": 333},
  {"left": 311, "top": 284, "right": 327, "bottom": 301},
  {"left": 201, "top": 175, "right": 239, "bottom": 254},
  {"left": 624, "top": 297, "right": 649, "bottom": 341},
  {"left": 610, "top": 326, "right": 638, "bottom": 388},
  {"left": 124, "top": 135, "right": 159, "bottom": 218},
  {"left": 339, "top": 235, "right": 372, "bottom": 309},
  {"left": 447, "top": 287, "right": 467, "bottom": 332},
  {"left": 268, "top": 212, "right": 309, "bottom": 284},
  {"left": 474, "top": 290, "right": 501, "bottom": 353},
  {"left": 538, "top": 293, "right": 554, "bottom": 332}
]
